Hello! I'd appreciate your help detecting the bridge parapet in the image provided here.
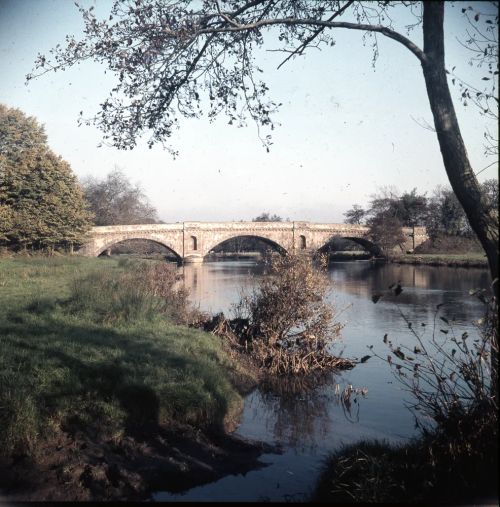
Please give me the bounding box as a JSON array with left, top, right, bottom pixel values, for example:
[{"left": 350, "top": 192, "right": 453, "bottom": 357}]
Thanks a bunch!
[{"left": 78, "top": 221, "right": 428, "bottom": 261}]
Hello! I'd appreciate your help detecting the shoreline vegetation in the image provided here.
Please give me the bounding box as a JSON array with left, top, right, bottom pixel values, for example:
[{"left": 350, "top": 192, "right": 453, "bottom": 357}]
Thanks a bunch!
[
  {"left": 104, "top": 249, "right": 489, "bottom": 268},
  {"left": 0, "top": 253, "right": 494, "bottom": 502},
  {"left": 388, "top": 252, "right": 488, "bottom": 268},
  {"left": 0, "top": 256, "right": 272, "bottom": 501}
]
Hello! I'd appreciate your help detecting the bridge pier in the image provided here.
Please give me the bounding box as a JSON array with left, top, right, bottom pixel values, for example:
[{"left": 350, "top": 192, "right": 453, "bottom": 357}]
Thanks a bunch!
[
  {"left": 183, "top": 254, "right": 204, "bottom": 264},
  {"left": 79, "top": 222, "right": 428, "bottom": 259}
]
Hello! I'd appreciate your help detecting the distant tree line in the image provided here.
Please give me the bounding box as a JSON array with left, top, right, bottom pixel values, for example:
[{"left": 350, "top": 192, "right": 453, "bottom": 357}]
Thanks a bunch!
[
  {"left": 81, "top": 169, "right": 166, "bottom": 256},
  {"left": 344, "top": 184, "right": 498, "bottom": 253},
  {"left": 0, "top": 103, "right": 163, "bottom": 255},
  {"left": 81, "top": 169, "right": 159, "bottom": 226},
  {"left": 3, "top": 101, "right": 495, "bottom": 259},
  {"left": 212, "top": 212, "right": 286, "bottom": 254}
]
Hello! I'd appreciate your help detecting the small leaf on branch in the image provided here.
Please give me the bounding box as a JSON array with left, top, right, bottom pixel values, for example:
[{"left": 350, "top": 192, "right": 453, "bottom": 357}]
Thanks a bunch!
[
  {"left": 393, "top": 348, "right": 405, "bottom": 360},
  {"left": 440, "top": 329, "right": 449, "bottom": 334},
  {"left": 360, "top": 355, "right": 371, "bottom": 363}
]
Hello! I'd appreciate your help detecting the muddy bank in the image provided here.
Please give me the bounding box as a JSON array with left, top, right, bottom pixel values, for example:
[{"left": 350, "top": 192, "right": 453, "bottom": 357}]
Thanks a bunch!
[
  {"left": 0, "top": 419, "right": 278, "bottom": 502},
  {"left": 0, "top": 340, "right": 272, "bottom": 502}
]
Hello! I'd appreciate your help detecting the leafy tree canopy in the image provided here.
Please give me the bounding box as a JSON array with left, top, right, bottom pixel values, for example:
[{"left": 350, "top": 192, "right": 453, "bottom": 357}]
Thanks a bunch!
[
  {"left": 253, "top": 212, "right": 283, "bottom": 222},
  {"left": 0, "top": 148, "right": 92, "bottom": 250},
  {"left": 0, "top": 103, "right": 48, "bottom": 159},
  {"left": 27, "top": 1, "right": 497, "bottom": 155},
  {"left": 343, "top": 204, "right": 366, "bottom": 225},
  {"left": 81, "top": 169, "right": 159, "bottom": 226},
  {"left": 367, "top": 210, "right": 406, "bottom": 254},
  {"left": 368, "top": 187, "right": 427, "bottom": 227}
]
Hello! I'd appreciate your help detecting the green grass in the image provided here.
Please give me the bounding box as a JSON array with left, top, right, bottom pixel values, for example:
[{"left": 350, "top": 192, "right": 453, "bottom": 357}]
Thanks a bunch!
[
  {"left": 411, "top": 253, "right": 486, "bottom": 260},
  {"left": 391, "top": 252, "right": 488, "bottom": 267},
  {"left": 0, "top": 256, "right": 247, "bottom": 456}
]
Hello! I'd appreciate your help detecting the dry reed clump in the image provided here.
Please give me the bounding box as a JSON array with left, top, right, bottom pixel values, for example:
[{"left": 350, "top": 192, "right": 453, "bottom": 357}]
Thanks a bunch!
[
  {"left": 206, "top": 253, "right": 353, "bottom": 376},
  {"left": 250, "top": 340, "right": 352, "bottom": 375}
]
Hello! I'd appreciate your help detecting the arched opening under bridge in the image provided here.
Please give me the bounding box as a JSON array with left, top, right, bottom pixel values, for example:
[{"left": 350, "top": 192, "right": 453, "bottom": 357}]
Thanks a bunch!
[
  {"left": 206, "top": 235, "right": 287, "bottom": 261},
  {"left": 96, "top": 238, "right": 182, "bottom": 262},
  {"left": 317, "top": 235, "right": 382, "bottom": 261}
]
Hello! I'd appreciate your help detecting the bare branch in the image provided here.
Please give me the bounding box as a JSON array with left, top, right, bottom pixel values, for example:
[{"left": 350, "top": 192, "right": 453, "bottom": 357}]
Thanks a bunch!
[{"left": 195, "top": 17, "right": 426, "bottom": 63}]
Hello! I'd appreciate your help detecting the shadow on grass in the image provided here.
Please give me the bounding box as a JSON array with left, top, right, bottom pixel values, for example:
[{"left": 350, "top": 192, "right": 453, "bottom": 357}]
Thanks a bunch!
[
  {"left": 0, "top": 311, "right": 236, "bottom": 445},
  {"left": 0, "top": 309, "right": 275, "bottom": 500}
]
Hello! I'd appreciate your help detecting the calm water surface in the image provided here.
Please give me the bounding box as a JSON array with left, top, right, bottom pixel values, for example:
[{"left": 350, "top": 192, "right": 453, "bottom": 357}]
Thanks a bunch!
[{"left": 155, "top": 260, "right": 490, "bottom": 502}]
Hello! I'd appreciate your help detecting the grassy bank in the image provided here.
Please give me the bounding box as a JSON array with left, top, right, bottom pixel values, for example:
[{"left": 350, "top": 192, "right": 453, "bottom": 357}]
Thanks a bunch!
[
  {"left": 0, "top": 256, "right": 259, "bottom": 500},
  {"left": 314, "top": 433, "right": 498, "bottom": 504},
  {"left": 389, "top": 252, "right": 488, "bottom": 268}
]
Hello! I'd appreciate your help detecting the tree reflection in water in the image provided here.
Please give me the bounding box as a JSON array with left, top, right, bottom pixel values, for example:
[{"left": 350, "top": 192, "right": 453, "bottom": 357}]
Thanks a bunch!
[{"left": 257, "top": 374, "right": 368, "bottom": 451}]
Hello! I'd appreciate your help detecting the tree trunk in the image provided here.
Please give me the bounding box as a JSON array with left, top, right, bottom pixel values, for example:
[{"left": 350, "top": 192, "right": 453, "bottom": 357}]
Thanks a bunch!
[
  {"left": 421, "top": 2, "right": 498, "bottom": 397},
  {"left": 421, "top": 2, "right": 499, "bottom": 301}
]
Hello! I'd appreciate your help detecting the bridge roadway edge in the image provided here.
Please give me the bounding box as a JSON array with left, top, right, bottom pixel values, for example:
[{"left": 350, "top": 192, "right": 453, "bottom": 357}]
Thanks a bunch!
[{"left": 79, "top": 222, "right": 428, "bottom": 263}]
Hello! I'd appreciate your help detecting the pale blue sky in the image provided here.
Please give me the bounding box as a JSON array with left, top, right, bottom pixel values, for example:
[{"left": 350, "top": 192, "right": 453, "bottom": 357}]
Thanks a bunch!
[{"left": 0, "top": 0, "right": 497, "bottom": 222}]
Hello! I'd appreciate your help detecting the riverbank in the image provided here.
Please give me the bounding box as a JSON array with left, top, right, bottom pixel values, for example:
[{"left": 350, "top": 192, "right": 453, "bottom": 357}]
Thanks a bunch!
[
  {"left": 314, "top": 430, "right": 498, "bottom": 504},
  {"left": 0, "top": 257, "right": 267, "bottom": 501},
  {"left": 389, "top": 252, "right": 488, "bottom": 268}
]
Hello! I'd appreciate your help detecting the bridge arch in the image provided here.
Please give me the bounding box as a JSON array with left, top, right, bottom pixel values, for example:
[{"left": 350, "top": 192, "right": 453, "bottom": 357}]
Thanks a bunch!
[
  {"left": 95, "top": 238, "right": 183, "bottom": 261},
  {"left": 204, "top": 234, "right": 288, "bottom": 257},
  {"left": 318, "top": 235, "right": 382, "bottom": 257}
]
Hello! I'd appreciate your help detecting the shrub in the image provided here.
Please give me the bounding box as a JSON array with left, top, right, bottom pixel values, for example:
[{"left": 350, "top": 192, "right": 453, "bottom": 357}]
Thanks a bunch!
[
  {"left": 315, "top": 289, "right": 498, "bottom": 503},
  {"left": 231, "top": 253, "right": 351, "bottom": 375}
]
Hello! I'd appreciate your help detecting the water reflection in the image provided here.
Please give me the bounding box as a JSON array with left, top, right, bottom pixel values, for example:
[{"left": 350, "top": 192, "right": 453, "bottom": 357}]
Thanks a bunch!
[
  {"left": 159, "top": 260, "right": 490, "bottom": 502},
  {"left": 258, "top": 376, "right": 338, "bottom": 452}
]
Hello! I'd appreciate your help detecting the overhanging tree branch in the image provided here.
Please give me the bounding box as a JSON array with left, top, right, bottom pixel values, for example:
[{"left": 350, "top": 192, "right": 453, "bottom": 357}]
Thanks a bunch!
[{"left": 193, "top": 18, "right": 426, "bottom": 63}]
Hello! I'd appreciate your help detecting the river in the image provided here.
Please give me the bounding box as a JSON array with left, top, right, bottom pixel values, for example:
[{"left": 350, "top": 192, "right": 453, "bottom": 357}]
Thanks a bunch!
[{"left": 155, "top": 260, "right": 490, "bottom": 502}]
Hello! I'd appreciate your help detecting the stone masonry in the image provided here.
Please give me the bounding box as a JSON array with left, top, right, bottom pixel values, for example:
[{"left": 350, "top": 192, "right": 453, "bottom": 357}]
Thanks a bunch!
[{"left": 78, "top": 222, "right": 428, "bottom": 262}]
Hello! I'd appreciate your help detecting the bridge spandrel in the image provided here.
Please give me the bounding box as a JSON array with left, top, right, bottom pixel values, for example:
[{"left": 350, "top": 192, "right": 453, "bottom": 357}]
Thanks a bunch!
[
  {"left": 186, "top": 221, "right": 295, "bottom": 256},
  {"left": 80, "top": 222, "right": 428, "bottom": 260}
]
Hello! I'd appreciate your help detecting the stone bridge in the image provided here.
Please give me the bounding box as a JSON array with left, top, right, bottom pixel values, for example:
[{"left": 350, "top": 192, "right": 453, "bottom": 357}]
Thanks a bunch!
[{"left": 79, "top": 222, "right": 427, "bottom": 263}]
